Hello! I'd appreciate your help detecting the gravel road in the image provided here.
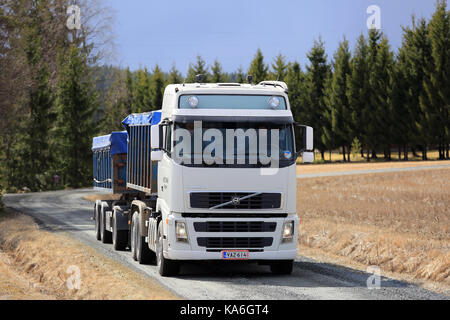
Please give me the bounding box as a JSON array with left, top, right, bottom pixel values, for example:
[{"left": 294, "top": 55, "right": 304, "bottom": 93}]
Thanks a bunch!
[
  {"left": 297, "top": 163, "right": 450, "bottom": 178},
  {"left": 3, "top": 184, "right": 447, "bottom": 300}
]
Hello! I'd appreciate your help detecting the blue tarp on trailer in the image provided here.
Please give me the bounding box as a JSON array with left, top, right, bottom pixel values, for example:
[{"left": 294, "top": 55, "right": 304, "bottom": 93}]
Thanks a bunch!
[
  {"left": 121, "top": 110, "right": 162, "bottom": 132},
  {"left": 92, "top": 131, "right": 128, "bottom": 155}
]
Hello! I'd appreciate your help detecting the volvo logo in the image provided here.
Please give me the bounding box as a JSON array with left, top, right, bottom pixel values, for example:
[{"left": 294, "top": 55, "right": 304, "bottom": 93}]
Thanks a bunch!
[{"left": 231, "top": 196, "right": 241, "bottom": 205}]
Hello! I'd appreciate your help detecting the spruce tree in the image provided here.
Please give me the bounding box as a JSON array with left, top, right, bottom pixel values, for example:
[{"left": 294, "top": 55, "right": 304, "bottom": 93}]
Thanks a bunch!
[
  {"left": 365, "top": 29, "right": 383, "bottom": 159},
  {"left": 304, "top": 38, "right": 331, "bottom": 159},
  {"left": 167, "top": 64, "right": 183, "bottom": 84},
  {"left": 372, "top": 37, "right": 395, "bottom": 160},
  {"left": 102, "top": 69, "right": 128, "bottom": 133},
  {"left": 402, "top": 18, "right": 433, "bottom": 159},
  {"left": 321, "top": 73, "right": 335, "bottom": 157},
  {"left": 347, "top": 35, "right": 371, "bottom": 160},
  {"left": 270, "top": 54, "right": 288, "bottom": 81},
  {"left": 236, "top": 66, "right": 246, "bottom": 83},
  {"left": 248, "top": 48, "right": 268, "bottom": 83},
  {"left": 55, "top": 45, "right": 99, "bottom": 188},
  {"left": 390, "top": 50, "right": 412, "bottom": 160},
  {"left": 134, "top": 67, "right": 151, "bottom": 112},
  {"left": 186, "top": 55, "right": 209, "bottom": 82},
  {"left": 285, "top": 61, "right": 307, "bottom": 152},
  {"left": 285, "top": 61, "right": 306, "bottom": 121},
  {"left": 211, "top": 59, "right": 227, "bottom": 83},
  {"left": 325, "top": 38, "right": 352, "bottom": 161},
  {"left": 18, "top": 2, "right": 56, "bottom": 190},
  {"left": 150, "top": 64, "right": 165, "bottom": 110},
  {"left": 420, "top": 0, "right": 450, "bottom": 159},
  {"left": 125, "top": 68, "right": 135, "bottom": 114}
]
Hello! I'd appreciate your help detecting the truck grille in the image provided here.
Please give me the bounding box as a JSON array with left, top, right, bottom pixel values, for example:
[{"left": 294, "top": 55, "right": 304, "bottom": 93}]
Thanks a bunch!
[
  {"left": 190, "top": 192, "right": 281, "bottom": 209},
  {"left": 197, "top": 237, "right": 273, "bottom": 248},
  {"left": 193, "top": 221, "right": 276, "bottom": 232}
]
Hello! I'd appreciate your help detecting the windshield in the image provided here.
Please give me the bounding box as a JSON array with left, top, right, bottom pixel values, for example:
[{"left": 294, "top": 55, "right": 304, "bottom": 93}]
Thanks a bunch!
[{"left": 172, "top": 121, "right": 295, "bottom": 168}]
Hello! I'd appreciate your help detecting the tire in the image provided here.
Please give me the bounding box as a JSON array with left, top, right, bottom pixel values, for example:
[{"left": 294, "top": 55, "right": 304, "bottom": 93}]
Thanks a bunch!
[
  {"left": 94, "top": 203, "right": 101, "bottom": 241},
  {"left": 131, "top": 212, "right": 138, "bottom": 261},
  {"left": 270, "top": 260, "right": 293, "bottom": 275},
  {"left": 136, "top": 213, "right": 155, "bottom": 264},
  {"left": 156, "top": 221, "right": 179, "bottom": 276},
  {"left": 131, "top": 212, "right": 155, "bottom": 264},
  {"left": 100, "top": 204, "right": 112, "bottom": 244},
  {"left": 112, "top": 209, "right": 128, "bottom": 251}
]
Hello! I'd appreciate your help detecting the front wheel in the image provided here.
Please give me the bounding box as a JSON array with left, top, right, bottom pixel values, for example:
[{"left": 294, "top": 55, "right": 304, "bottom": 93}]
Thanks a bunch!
[
  {"left": 156, "top": 221, "right": 179, "bottom": 277},
  {"left": 270, "top": 260, "right": 293, "bottom": 275}
]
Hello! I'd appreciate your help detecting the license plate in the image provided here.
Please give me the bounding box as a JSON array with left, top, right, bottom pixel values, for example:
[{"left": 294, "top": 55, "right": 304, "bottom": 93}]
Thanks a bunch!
[{"left": 221, "top": 250, "right": 249, "bottom": 260}]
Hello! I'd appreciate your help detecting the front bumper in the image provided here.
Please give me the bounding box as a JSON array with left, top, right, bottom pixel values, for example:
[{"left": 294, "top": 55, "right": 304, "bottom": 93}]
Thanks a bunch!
[
  {"left": 166, "top": 248, "right": 298, "bottom": 260},
  {"left": 164, "top": 215, "right": 299, "bottom": 261}
]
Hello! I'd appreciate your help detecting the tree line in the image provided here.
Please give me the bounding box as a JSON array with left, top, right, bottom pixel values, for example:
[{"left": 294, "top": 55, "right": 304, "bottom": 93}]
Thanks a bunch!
[{"left": 0, "top": 0, "right": 448, "bottom": 194}]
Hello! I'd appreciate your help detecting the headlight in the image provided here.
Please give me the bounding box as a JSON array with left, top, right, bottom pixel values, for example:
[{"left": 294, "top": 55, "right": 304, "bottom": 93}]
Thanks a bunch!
[
  {"left": 282, "top": 221, "right": 294, "bottom": 242},
  {"left": 176, "top": 221, "right": 188, "bottom": 242},
  {"left": 268, "top": 96, "right": 280, "bottom": 109},
  {"left": 187, "top": 96, "right": 199, "bottom": 108}
]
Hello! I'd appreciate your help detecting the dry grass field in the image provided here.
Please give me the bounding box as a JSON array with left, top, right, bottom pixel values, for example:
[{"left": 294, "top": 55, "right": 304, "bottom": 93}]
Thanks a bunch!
[
  {"left": 297, "top": 168, "right": 450, "bottom": 294},
  {"left": 83, "top": 193, "right": 121, "bottom": 202},
  {"left": 0, "top": 210, "right": 178, "bottom": 300}
]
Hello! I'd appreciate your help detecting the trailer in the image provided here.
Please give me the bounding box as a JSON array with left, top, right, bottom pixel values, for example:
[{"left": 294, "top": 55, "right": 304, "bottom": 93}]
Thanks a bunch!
[
  {"left": 92, "top": 131, "right": 128, "bottom": 192},
  {"left": 92, "top": 79, "right": 314, "bottom": 276},
  {"left": 92, "top": 131, "right": 130, "bottom": 246}
]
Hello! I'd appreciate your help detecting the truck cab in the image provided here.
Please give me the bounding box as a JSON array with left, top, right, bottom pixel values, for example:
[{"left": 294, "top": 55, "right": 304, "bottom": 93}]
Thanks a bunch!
[{"left": 151, "top": 81, "right": 313, "bottom": 275}]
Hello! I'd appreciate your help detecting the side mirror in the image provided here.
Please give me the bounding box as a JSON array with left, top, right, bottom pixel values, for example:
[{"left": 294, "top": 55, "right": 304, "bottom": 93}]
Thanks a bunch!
[
  {"left": 303, "top": 126, "right": 314, "bottom": 151},
  {"left": 151, "top": 125, "right": 161, "bottom": 149},
  {"left": 302, "top": 151, "right": 314, "bottom": 163},
  {"left": 151, "top": 150, "right": 163, "bottom": 161},
  {"left": 294, "top": 123, "right": 314, "bottom": 159}
]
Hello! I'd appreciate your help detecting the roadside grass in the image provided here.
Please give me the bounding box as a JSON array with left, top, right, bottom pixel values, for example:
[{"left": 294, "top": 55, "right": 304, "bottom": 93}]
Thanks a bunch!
[
  {"left": 0, "top": 209, "right": 178, "bottom": 300},
  {"left": 83, "top": 193, "right": 121, "bottom": 202},
  {"left": 297, "top": 168, "right": 450, "bottom": 294}
]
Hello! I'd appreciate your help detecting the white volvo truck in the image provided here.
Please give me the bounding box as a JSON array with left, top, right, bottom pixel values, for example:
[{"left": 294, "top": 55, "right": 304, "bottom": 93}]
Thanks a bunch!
[{"left": 92, "top": 79, "right": 314, "bottom": 276}]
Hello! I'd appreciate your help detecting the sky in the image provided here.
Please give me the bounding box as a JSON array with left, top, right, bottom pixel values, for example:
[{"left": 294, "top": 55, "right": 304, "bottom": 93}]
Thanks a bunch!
[{"left": 107, "top": 0, "right": 437, "bottom": 75}]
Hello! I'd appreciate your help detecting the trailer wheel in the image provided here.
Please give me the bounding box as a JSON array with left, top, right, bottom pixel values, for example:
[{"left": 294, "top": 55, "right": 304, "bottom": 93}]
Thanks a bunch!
[
  {"left": 270, "top": 260, "right": 293, "bottom": 275},
  {"left": 112, "top": 209, "right": 128, "bottom": 251},
  {"left": 94, "top": 203, "right": 101, "bottom": 241},
  {"left": 156, "top": 221, "right": 179, "bottom": 276},
  {"left": 100, "top": 204, "right": 112, "bottom": 244}
]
